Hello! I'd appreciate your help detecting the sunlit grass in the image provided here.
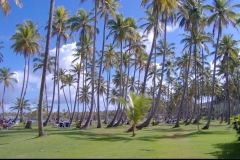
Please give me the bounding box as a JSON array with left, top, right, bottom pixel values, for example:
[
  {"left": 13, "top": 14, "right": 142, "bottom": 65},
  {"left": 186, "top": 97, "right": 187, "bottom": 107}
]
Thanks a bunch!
[{"left": 0, "top": 120, "right": 239, "bottom": 158}]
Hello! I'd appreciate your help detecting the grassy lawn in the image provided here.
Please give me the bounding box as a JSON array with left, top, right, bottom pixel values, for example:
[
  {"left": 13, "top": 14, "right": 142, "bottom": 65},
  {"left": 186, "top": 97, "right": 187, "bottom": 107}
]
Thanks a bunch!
[{"left": 0, "top": 120, "right": 239, "bottom": 159}]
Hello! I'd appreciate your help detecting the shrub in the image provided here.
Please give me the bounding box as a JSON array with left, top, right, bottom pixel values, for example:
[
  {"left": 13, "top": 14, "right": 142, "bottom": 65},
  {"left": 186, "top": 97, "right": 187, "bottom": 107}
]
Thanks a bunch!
[{"left": 230, "top": 115, "right": 240, "bottom": 141}]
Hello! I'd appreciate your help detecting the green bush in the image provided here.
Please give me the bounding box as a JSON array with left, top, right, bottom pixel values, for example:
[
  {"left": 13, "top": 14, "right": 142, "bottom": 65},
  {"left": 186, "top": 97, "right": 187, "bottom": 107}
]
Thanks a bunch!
[{"left": 230, "top": 115, "right": 240, "bottom": 141}]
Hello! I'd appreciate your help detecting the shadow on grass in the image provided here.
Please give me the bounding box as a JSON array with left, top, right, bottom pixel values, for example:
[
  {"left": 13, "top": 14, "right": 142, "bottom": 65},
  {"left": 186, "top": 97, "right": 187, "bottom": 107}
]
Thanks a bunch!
[{"left": 208, "top": 141, "right": 240, "bottom": 159}]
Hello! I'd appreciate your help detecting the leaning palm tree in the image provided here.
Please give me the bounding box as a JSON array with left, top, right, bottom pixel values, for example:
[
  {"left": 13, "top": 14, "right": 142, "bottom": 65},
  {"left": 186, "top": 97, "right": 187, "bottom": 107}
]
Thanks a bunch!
[
  {"left": 116, "top": 91, "right": 152, "bottom": 136},
  {"left": 37, "top": 0, "right": 55, "bottom": 136},
  {"left": 0, "top": 67, "right": 18, "bottom": 119},
  {"left": 96, "top": 0, "right": 121, "bottom": 129},
  {"left": 202, "top": 0, "right": 240, "bottom": 129},
  {"left": 10, "top": 20, "right": 44, "bottom": 122},
  {"left": 67, "top": 8, "right": 95, "bottom": 127},
  {"left": 0, "top": 0, "right": 22, "bottom": 18}
]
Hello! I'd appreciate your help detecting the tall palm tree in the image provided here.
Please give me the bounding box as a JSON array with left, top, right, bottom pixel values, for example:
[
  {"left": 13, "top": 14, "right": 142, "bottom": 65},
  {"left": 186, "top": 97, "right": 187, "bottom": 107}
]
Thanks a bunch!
[
  {"left": 68, "top": 8, "right": 95, "bottom": 127},
  {"left": 0, "top": 67, "right": 17, "bottom": 119},
  {"left": 202, "top": 0, "right": 240, "bottom": 129},
  {"left": 217, "top": 34, "right": 239, "bottom": 124},
  {"left": 51, "top": 5, "right": 72, "bottom": 125},
  {"left": 37, "top": 0, "right": 54, "bottom": 136},
  {"left": 10, "top": 20, "right": 44, "bottom": 122},
  {"left": 0, "top": 0, "right": 22, "bottom": 18},
  {"left": 97, "top": 0, "right": 121, "bottom": 127},
  {"left": 138, "top": 7, "right": 162, "bottom": 94},
  {"left": 174, "top": 0, "right": 205, "bottom": 128}
]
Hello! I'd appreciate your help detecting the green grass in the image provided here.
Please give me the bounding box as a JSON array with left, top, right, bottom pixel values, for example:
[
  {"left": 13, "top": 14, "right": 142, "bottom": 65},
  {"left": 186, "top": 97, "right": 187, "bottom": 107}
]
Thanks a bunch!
[{"left": 0, "top": 120, "right": 239, "bottom": 159}]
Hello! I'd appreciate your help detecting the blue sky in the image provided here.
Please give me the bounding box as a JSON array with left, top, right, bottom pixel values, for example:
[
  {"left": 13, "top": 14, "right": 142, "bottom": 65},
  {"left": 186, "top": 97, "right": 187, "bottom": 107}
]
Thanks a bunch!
[{"left": 0, "top": 0, "right": 239, "bottom": 113}]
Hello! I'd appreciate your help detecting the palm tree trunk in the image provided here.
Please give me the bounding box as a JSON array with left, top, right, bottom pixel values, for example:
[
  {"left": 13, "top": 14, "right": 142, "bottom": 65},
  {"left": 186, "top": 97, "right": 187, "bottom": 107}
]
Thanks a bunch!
[
  {"left": 174, "top": 30, "right": 194, "bottom": 128},
  {"left": 202, "top": 22, "right": 221, "bottom": 129},
  {"left": 81, "top": 0, "right": 97, "bottom": 130},
  {"left": 38, "top": 0, "right": 54, "bottom": 136},
  {"left": 1, "top": 85, "right": 6, "bottom": 119},
  {"left": 19, "top": 58, "right": 27, "bottom": 122}
]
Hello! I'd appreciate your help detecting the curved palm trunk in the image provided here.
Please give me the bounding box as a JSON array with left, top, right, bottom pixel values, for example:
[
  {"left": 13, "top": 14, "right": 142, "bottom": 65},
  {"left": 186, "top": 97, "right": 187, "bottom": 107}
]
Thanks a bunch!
[
  {"left": 141, "top": 8, "right": 159, "bottom": 94},
  {"left": 186, "top": 43, "right": 198, "bottom": 125},
  {"left": 62, "top": 87, "right": 71, "bottom": 119},
  {"left": 81, "top": 1, "right": 97, "bottom": 130},
  {"left": 21, "top": 56, "right": 31, "bottom": 121},
  {"left": 97, "top": 12, "right": 108, "bottom": 128},
  {"left": 38, "top": 0, "right": 54, "bottom": 136},
  {"left": 44, "top": 83, "right": 49, "bottom": 115},
  {"left": 202, "top": 23, "right": 221, "bottom": 130},
  {"left": 56, "top": 35, "right": 61, "bottom": 124},
  {"left": 13, "top": 109, "right": 20, "bottom": 123},
  {"left": 137, "top": 15, "right": 165, "bottom": 129},
  {"left": 43, "top": 35, "right": 59, "bottom": 126},
  {"left": 104, "top": 68, "right": 111, "bottom": 124},
  {"left": 19, "top": 58, "right": 27, "bottom": 122},
  {"left": 225, "top": 53, "right": 231, "bottom": 125},
  {"left": 1, "top": 85, "right": 6, "bottom": 119},
  {"left": 69, "top": 62, "right": 82, "bottom": 125},
  {"left": 174, "top": 31, "right": 194, "bottom": 128},
  {"left": 107, "top": 41, "right": 124, "bottom": 127}
]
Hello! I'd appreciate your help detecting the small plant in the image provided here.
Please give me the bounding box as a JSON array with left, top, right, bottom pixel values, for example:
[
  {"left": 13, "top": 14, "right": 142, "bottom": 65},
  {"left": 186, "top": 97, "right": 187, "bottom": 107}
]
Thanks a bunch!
[{"left": 230, "top": 115, "right": 240, "bottom": 141}]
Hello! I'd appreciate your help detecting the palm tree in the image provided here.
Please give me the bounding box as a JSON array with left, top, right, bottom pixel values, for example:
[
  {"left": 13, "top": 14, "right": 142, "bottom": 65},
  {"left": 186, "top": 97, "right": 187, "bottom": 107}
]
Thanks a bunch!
[
  {"left": 0, "top": 0, "right": 22, "bottom": 18},
  {"left": 0, "top": 67, "right": 18, "bottom": 119},
  {"left": 102, "top": 43, "right": 117, "bottom": 123},
  {"left": 138, "top": 7, "right": 162, "bottom": 94},
  {"left": 117, "top": 91, "right": 152, "bottom": 136},
  {"left": 10, "top": 20, "right": 44, "bottom": 122},
  {"left": 217, "top": 34, "right": 239, "bottom": 124},
  {"left": 33, "top": 53, "right": 55, "bottom": 116},
  {"left": 202, "top": 0, "right": 240, "bottom": 129},
  {"left": 106, "top": 14, "right": 132, "bottom": 127},
  {"left": 37, "top": 0, "right": 54, "bottom": 136},
  {"left": 68, "top": 8, "right": 95, "bottom": 127},
  {"left": 174, "top": 0, "right": 205, "bottom": 128},
  {"left": 51, "top": 5, "right": 72, "bottom": 125},
  {"left": 10, "top": 98, "right": 31, "bottom": 122},
  {"left": 97, "top": 0, "right": 121, "bottom": 128}
]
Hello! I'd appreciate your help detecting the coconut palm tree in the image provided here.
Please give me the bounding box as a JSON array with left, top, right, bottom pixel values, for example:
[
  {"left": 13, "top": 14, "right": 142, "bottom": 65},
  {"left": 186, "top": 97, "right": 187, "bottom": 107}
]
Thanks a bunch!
[
  {"left": 106, "top": 14, "right": 133, "bottom": 127},
  {"left": 51, "top": 5, "right": 72, "bottom": 125},
  {"left": 216, "top": 34, "right": 240, "bottom": 124},
  {"left": 96, "top": 0, "right": 121, "bottom": 128},
  {"left": 0, "top": 0, "right": 22, "bottom": 18},
  {"left": 138, "top": 7, "right": 163, "bottom": 94},
  {"left": 174, "top": 0, "right": 205, "bottom": 128},
  {"left": 202, "top": 0, "right": 240, "bottom": 129},
  {"left": 38, "top": 0, "right": 54, "bottom": 136},
  {"left": 116, "top": 91, "right": 152, "bottom": 136},
  {"left": 0, "top": 67, "right": 17, "bottom": 119},
  {"left": 68, "top": 8, "right": 95, "bottom": 127},
  {"left": 10, "top": 20, "right": 44, "bottom": 122},
  {"left": 10, "top": 98, "right": 31, "bottom": 123}
]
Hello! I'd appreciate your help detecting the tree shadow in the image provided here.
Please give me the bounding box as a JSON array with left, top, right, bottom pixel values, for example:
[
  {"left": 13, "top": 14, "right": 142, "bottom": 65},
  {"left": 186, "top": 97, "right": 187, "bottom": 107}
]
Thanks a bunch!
[{"left": 208, "top": 141, "right": 240, "bottom": 159}]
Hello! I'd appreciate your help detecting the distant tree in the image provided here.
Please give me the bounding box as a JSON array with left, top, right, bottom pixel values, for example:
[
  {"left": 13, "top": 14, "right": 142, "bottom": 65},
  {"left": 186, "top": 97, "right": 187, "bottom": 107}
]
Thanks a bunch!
[{"left": 0, "top": 67, "right": 17, "bottom": 119}]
